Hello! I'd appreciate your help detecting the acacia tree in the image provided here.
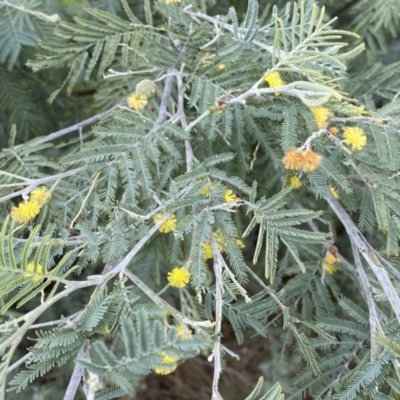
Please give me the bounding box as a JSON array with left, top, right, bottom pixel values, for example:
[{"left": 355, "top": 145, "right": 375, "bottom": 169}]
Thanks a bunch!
[{"left": 1, "top": 0, "right": 400, "bottom": 399}]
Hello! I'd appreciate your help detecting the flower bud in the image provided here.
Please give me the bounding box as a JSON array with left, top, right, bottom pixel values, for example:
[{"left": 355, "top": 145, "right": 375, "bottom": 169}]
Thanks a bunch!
[{"left": 135, "top": 79, "right": 157, "bottom": 99}]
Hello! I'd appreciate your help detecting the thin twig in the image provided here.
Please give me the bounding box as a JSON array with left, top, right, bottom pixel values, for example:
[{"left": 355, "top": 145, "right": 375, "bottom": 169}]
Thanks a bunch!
[
  {"left": 124, "top": 269, "right": 214, "bottom": 328},
  {"left": 103, "top": 67, "right": 159, "bottom": 79},
  {"left": 326, "top": 192, "right": 400, "bottom": 324},
  {"left": 210, "top": 238, "right": 224, "bottom": 400},
  {"left": 350, "top": 239, "right": 383, "bottom": 359},
  {"left": 0, "top": 167, "right": 87, "bottom": 203},
  {"left": 69, "top": 172, "right": 101, "bottom": 229},
  {"left": 63, "top": 346, "right": 86, "bottom": 400},
  {"left": 11, "top": 106, "right": 117, "bottom": 150},
  {"left": 153, "top": 70, "right": 174, "bottom": 130}
]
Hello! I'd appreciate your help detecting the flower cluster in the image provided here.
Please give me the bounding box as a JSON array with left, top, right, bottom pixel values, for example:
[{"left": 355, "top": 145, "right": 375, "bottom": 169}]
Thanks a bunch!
[
  {"left": 282, "top": 148, "right": 322, "bottom": 172},
  {"left": 310, "top": 107, "right": 333, "bottom": 129},
  {"left": 167, "top": 267, "right": 191, "bottom": 288},
  {"left": 322, "top": 251, "right": 341, "bottom": 275},
  {"left": 342, "top": 126, "right": 367, "bottom": 150},
  {"left": 10, "top": 186, "right": 51, "bottom": 224},
  {"left": 25, "top": 262, "right": 45, "bottom": 282},
  {"left": 154, "top": 351, "right": 179, "bottom": 375},
  {"left": 127, "top": 92, "right": 148, "bottom": 111},
  {"left": 153, "top": 213, "right": 177, "bottom": 233}
]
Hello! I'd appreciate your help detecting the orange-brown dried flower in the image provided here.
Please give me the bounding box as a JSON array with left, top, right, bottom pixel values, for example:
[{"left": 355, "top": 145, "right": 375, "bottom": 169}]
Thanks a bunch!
[
  {"left": 328, "top": 127, "right": 339, "bottom": 135},
  {"left": 282, "top": 148, "right": 304, "bottom": 171},
  {"left": 302, "top": 149, "right": 322, "bottom": 172}
]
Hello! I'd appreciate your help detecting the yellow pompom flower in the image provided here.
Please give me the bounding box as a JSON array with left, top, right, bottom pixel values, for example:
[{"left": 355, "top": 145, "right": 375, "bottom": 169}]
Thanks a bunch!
[
  {"left": 330, "top": 186, "right": 340, "bottom": 199},
  {"left": 127, "top": 92, "right": 148, "bottom": 111},
  {"left": 153, "top": 213, "right": 177, "bottom": 233},
  {"left": 25, "top": 262, "right": 45, "bottom": 282},
  {"left": 264, "top": 71, "right": 284, "bottom": 96},
  {"left": 223, "top": 189, "right": 236, "bottom": 203},
  {"left": 10, "top": 200, "right": 41, "bottom": 224},
  {"left": 287, "top": 174, "right": 302, "bottom": 189},
  {"left": 310, "top": 107, "right": 333, "bottom": 129},
  {"left": 30, "top": 186, "right": 51, "bottom": 206},
  {"left": 324, "top": 263, "right": 337, "bottom": 275},
  {"left": 165, "top": 0, "right": 181, "bottom": 4},
  {"left": 264, "top": 71, "right": 284, "bottom": 88},
  {"left": 343, "top": 127, "right": 367, "bottom": 150},
  {"left": 202, "top": 243, "right": 213, "bottom": 260},
  {"left": 218, "top": 64, "right": 226, "bottom": 71},
  {"left": 322, "top": 252, "right": 340, "bottom": 275},
  {"left": 167, "top": 267, "right": 191, "bottom": 288},
  {"left": 154, "top": 351, "right": 179, "bottom": 375}
]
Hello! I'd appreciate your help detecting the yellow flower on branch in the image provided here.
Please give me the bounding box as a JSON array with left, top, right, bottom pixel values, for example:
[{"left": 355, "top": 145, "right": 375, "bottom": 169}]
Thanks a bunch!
[
  {"left": 165, "top": 0, "right": 181, "bottom": 4},
  {"left": 343, "top": 127, "right": 367, "bottom": 150},
  {"left": 310, "top": 107, "right": 333, "bottom": 129},
  {"left": 25, "top": 262, "right": 45, "bottom": 282},
  {"left": 322, "top": 252, "right": 341, "bottom": 275},
  {"left": 10, "top": 200, "right": 41, "bottom": 224},
  {"left": 264, "top": 71, "right": 284, "bottom": 95},
  {"left": 286, "top": 174, "right": 302, "bottom": 189},
  {"left": 223, "top": 189, "right": 236, "bottom": 203},
  {"left": 323, "top": 263, "right": 337, "bottom": 275},
  {"left": 167, "top": 267, "right": 191, "bottom": 288},
  {"left": 154, "top": 351, "right": 179, "bottom": 375},
  {"left": 30, "top": 186, "right": 51, "bottom": 206},
  {"left": 127, "top": 92, "right": 148, "bottom": 111},
  {"left": 153, "top": 213, "right": 177, "bottom": 233}
]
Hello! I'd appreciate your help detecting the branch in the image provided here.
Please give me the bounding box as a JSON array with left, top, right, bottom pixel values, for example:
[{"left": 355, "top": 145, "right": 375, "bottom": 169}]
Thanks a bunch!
[
  {"left": 326, "top": 192, "right": 400, "bottom": 324},
  {"left": 0, "top": 166, "right": 87, "bottom": 203},
  {"left": 153, "top": 69, "right": 174, "bottom": 130},
  {"left": 350, "top": 239, "right": 383, "bottom": 359},
  {"left": 210, "top": 238, "right": 224, "bottom": 400},
  {"left": 103, "top": 67, "right": 159, "bottom": 79},
  {"left": 63, "top": 346, "right": 86, "bottom": 400},
  {"left": 174, "top": 67, "right": 194, "bottom": 172},
  {"left": 11, "top": 106, "right": 117, "bottom": 150},
  {"left": 124, "top": 269, "right": 214, "bottom": 328}
]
